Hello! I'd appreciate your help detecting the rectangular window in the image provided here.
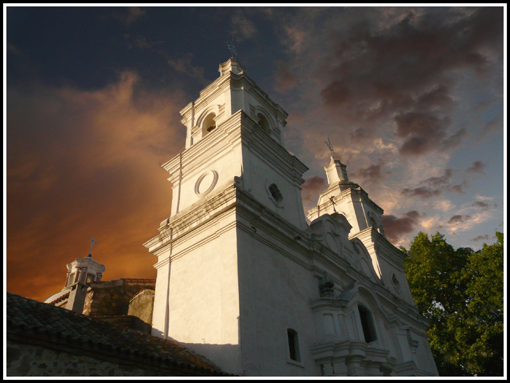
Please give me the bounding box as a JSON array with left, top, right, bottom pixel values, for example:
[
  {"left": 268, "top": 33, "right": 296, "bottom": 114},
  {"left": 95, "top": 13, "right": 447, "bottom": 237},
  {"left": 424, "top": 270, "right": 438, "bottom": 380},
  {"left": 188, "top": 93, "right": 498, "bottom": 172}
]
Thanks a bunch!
[{"left": 287, "top": 328, "right": 301, "bottom": 362}]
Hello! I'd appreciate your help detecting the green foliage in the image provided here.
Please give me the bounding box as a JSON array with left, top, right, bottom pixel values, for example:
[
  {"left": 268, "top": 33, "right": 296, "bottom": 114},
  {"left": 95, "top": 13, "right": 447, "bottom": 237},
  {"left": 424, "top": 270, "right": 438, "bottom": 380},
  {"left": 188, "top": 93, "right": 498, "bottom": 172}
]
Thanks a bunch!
[{"left": 403, "top": 232, "right": 504, "bottom": 376}]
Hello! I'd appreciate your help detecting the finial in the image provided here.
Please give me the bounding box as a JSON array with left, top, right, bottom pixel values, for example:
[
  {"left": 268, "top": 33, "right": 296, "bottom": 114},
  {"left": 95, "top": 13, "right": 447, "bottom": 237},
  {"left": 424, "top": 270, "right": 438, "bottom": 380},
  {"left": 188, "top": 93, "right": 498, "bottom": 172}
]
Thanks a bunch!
[
  {"left": 87, "top": 236, "right": 98, "bottom": 255},
  {"left": 225, "top": 36, "right": 238, "bottom": 58},
  {"left": 324, "top": 134, "right": 334, "bottom": 154}
]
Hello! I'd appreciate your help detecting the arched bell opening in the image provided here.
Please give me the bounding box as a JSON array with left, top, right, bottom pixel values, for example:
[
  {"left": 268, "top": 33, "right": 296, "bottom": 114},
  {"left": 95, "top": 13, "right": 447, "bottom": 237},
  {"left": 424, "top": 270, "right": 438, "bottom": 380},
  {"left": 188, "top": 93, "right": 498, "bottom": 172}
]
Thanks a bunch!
[{"left": 202, "top": 112, "right": 217, "bottom": 136}]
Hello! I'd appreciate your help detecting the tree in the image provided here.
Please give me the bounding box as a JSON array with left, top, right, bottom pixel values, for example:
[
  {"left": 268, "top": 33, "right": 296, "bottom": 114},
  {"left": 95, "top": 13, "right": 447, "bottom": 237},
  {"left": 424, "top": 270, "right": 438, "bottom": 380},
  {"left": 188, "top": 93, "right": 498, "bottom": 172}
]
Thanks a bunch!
[{"left": 403, "top": 232, "right": 504, "bottom": 376}]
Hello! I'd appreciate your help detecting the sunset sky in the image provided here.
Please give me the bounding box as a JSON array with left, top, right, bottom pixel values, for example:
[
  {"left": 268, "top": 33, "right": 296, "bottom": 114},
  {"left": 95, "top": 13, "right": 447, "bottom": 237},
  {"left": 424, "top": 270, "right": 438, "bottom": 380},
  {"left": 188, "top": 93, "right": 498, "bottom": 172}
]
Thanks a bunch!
[{"left": 5, "top": 6, "right": 506, "bottom": 301}]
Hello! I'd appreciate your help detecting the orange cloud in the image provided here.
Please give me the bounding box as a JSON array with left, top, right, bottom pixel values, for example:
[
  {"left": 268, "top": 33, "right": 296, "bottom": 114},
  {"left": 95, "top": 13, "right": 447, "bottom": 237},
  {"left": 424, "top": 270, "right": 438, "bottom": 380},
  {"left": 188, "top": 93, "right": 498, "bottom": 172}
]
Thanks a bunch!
[{"left": 7, "top": 73, "right": 186, "bottom": 301}]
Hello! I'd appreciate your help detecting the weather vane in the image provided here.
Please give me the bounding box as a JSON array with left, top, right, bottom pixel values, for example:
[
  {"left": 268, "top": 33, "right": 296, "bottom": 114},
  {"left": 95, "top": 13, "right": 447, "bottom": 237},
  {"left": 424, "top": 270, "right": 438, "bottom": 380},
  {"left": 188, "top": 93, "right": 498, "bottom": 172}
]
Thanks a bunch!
[
  {"left": 87, "top": 236, "right": 98, "bottom": 255},
  {"left": 225, "top": 36, "right": 238, "bottom": 58},
  {"left": 324, "top": 135, "right": 334, "bottom": 153}
]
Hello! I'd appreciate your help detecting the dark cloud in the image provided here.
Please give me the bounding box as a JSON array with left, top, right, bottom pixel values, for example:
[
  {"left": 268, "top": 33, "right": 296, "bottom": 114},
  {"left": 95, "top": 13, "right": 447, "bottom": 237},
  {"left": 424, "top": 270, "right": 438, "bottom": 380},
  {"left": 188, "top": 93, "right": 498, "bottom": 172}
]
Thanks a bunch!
[
  {"left": 450, "top": 182, "right": 467, "bottom": 194},
  {"left": 318, "top": 7, "right": 502, "bottom": 154},
  {"left": 382, "top": 210, "right": 422, "bottom": 244},
  {"left": 472, "top": 201, "right": 490, "bottom": 211},
  {"left": 415, "top": 84, "right": 454, "bottom": 110},
  {"left": 471, "top": 234, "right": 489, "bottom": 242},
  {"left": 351, "top": 159, "right": 392, "bottom": 184},
  {"left": 467, "top": 160, "right": 487, "bottom": 174},
  {"left": 394, "top": 112, "right": 467, "bottom": 156},
  {"left": 275, "top": 62, "right": 297, "bottom": 93},
  {"left": 402, "top": 168, "right": 465, "bottom": 199},
  {"left": 421, "top": 168, "right": 453, "bottom": 188},
  {"left": 401, "top": 187, "right": 441, "bottom": 199},
  {"left": 447, "top": 214, "right": 471, "bottom": 224},
  {"left": 301, "top": 176, "right": 327, "bottom": 205},
  {"left": 404, "top": 163, "right": 487, "bottom": 199}
]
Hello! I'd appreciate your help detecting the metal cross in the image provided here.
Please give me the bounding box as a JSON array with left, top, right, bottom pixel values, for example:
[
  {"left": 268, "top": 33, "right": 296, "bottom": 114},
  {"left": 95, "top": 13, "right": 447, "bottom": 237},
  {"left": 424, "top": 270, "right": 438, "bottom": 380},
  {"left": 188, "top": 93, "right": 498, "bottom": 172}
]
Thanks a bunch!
[
  {"left": 324, "top": 135, "right": 334, "bottom": 153},
  {"left": 87, "top": 236, "right": 98, "bottom": 254},
  {"left": 225, "top": 38, "right": 238, "bottom": 58}
]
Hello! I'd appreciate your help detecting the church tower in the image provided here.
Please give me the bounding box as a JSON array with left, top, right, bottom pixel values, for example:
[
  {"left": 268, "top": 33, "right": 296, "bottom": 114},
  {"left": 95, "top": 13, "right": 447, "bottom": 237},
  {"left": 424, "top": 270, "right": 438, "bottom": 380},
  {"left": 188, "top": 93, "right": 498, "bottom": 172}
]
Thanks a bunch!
[
  {"left": 44, "top": 251, "right": 105, "bottom": 313},
  {"left": 144, "top": 58, "right": 310, "bottom": 375},
  {"left": 144, "top": 58, "right": 438, "bottom": 376}
]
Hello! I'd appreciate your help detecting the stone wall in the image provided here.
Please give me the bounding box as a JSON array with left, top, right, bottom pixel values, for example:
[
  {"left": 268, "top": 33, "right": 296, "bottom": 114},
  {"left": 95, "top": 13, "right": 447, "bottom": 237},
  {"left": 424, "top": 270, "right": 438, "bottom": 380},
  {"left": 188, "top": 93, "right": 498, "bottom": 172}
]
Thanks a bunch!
[
  {"left": 82, "top": 279, "right": 155, "bottom": 317},
  {"left": 7, "top": 340, "right": 181, "bottom": 376}
]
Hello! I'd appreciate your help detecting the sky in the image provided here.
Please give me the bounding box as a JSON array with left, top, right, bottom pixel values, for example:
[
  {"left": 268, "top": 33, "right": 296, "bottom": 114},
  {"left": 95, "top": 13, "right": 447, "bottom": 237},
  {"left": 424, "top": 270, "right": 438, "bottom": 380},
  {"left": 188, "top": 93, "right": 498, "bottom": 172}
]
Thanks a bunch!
[{"left": 5, "top": 5, "right": 506, "bottom": 302}]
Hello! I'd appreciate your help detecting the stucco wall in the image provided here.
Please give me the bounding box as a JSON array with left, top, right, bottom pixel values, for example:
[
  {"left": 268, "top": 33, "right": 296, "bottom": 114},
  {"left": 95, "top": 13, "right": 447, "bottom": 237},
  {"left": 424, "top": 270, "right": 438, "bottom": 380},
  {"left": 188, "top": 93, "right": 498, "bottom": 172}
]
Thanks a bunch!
[{"left": 237, "top": 226, "right": 318, "bottom": 376}]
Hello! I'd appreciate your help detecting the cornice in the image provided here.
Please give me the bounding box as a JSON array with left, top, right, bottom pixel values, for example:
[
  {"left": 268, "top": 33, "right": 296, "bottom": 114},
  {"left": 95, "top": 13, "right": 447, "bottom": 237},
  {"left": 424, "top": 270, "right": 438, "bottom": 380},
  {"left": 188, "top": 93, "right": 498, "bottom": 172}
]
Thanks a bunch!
[{"left": 144, "top": 183, "right": 238, "bottom": 254}]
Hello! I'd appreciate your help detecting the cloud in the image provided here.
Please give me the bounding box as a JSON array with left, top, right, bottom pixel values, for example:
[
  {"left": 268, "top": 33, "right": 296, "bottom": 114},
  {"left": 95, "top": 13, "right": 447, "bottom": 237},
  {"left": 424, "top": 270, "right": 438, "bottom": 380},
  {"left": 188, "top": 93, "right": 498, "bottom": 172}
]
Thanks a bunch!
[
  {"left": 395, "top": 112, "right": 466, "bottom": 156},
  {"left": 114, "top": 7, "right": 147, "bottom": 26},
  {"left": 382, "top": 210, "right": 422, "bottom": 244},
  {"left": 231, "top": 12, "right": 258, "bottom": 40},
  {"left": 7, "top": 73, "right": 186, "bottom": 301},
  {"left": 301, "top": 176, "right": 327, "bottom": 208},
  {"left": 284, "top": 26, "right": 308, "bottom": 53},
  {"left": 447, "top": 214, "right": 471, "bottom": 224},
  {"left": 401, "top": 160, "right": 489, "bottom": 200},
  {"left": 466, "top": 160, "right": 487, "bottom": 174},
  {"left": 472, "top": 201, "right": 490, "bottom": 211},
  {"left": 421, "top": 168, "right": 453, "bottom": 188},
  {"left": 168, "top": 54, "right": 206, "bottom": 82},
  {"left": 471, "top": 234, "right": 489, "bottom": 242},
  {"left": 275, "top": 62, "right": 297, "bottom": 93},
  {"left": 350, "top": 158, "right": 392, "bottom": 184},
  {"left": 401, "top": 187, "right": 442, "bottom": 199},
  {"left": 315, "top": 7, "right": 502, "bottom": 155}
]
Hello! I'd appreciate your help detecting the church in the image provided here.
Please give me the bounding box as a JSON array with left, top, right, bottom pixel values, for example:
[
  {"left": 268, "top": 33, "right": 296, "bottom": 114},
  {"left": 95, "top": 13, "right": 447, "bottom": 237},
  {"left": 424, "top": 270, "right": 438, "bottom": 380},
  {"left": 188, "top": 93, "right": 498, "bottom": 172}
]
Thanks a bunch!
[
  {"left": 9, "top": 57, "right": 438, "bottom": 377},
  {"left": 142, "top": 57, "right": 438, "bottom": 376}
]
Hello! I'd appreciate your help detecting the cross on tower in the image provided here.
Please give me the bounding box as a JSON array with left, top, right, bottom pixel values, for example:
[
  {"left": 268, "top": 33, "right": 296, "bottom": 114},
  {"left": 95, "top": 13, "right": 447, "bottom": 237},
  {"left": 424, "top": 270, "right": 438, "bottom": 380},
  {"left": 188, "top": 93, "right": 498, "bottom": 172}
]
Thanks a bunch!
[
  {"left": 225, "top": 37, "right": 238, "bottom": 58},
  {"left": 324, "top": 135, "right": 334, "bottom": 154},
  {"left": 87, "top": 236, "right": 98, "bottom": 255}
]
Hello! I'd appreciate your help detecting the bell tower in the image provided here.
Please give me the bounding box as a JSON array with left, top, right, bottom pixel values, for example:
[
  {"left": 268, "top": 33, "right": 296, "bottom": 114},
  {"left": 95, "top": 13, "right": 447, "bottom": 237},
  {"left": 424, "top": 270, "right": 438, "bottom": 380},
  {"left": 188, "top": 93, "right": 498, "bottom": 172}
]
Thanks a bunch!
[
  {"left": 144, "top": 58, "right": 310, "bottom": 374},
  {"left": 308, "top": 155, "right": 385, "bottom": 237}
]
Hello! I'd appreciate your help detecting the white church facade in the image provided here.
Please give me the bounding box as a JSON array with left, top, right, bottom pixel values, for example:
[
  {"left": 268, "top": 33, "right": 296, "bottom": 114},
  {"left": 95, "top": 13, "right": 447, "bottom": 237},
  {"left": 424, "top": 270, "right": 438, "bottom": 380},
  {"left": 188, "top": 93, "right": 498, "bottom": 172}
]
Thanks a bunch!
[{"left": 143, "top": 58, "right": 439, "bottom": 376}]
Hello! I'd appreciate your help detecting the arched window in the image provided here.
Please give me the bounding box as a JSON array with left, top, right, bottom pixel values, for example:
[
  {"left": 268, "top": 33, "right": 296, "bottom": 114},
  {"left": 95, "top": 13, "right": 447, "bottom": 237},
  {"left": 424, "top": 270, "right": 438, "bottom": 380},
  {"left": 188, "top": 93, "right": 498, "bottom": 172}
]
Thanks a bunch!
[
  {"left": 287, "top": 328, "right": 301, "bottom": 362},
  {"left": 358, "top": 305, "right": 377, "bottom": 343},
  {"left": 202, "top": 113, "right": 216, "bottom": 136},
  {"left": 257, "top": 113, "right": 270, "bottom": 132}
]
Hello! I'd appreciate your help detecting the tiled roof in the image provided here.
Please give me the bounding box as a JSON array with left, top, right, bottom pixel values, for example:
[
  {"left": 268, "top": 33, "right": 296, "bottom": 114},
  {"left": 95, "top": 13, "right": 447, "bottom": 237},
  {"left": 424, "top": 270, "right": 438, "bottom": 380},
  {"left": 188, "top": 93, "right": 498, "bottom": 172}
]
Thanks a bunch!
[{"left": 7, "top": 293, "right": 230, "bottom": 376}]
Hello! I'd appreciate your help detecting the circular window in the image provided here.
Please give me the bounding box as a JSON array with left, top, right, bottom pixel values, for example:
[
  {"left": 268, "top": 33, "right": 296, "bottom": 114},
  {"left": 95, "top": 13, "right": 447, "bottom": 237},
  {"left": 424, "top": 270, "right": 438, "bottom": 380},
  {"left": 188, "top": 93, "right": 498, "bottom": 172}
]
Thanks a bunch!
[{"left": 194, "top": 170, "right": 219, "bottom": 196}]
